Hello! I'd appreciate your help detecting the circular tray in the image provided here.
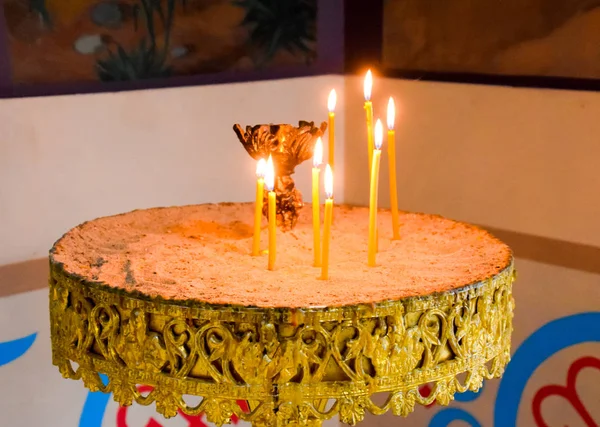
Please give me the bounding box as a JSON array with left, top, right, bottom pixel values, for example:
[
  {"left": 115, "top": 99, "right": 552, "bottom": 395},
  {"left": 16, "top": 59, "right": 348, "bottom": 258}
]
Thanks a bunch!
[{"left": 49, "top": 258, "right": 515, "bottom": 426}]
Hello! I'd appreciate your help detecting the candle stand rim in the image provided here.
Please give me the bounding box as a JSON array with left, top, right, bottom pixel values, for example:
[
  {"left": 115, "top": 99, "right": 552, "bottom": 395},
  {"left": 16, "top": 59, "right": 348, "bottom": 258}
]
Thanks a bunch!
[
  {"left": 49, "top": 257, "right": 515, "bottom": 426},
  {"left": 49, "top": 250, "right": 514, "bottom": 312}
]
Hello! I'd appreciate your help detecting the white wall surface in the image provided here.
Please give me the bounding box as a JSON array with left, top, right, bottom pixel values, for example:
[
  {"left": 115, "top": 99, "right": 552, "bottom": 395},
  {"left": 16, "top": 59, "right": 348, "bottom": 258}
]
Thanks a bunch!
[
  {"left": 0, "top": 76, "right": 346, "bottom": 266},
  {"left": 343, "top": 76, "right": 600, "bottom": 247}
]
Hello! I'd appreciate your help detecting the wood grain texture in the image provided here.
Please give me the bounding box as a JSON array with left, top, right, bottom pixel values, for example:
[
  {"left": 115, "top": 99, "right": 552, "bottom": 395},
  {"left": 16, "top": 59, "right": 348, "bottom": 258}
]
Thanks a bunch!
[{"left": 0, "top": 258, "right": 48, "bottom": 298}]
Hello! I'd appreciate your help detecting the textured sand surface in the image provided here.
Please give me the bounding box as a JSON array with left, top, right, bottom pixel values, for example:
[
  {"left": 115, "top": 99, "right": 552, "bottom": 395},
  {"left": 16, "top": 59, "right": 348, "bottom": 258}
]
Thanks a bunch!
[{"left": 51, "top": 203, "right": 512, "bottom": 308}]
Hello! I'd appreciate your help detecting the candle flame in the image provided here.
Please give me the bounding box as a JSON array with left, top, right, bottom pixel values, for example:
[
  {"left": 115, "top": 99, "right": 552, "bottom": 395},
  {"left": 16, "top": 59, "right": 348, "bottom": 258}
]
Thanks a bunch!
[
  {"left": 256, "top": 158, "right": 267, "bottom": 178},
  {"left": 265, "top": 154, "right": 275, "bottom": 191},
  {"left": 387, "top": 97, "right": 395, "bottom": 130},
  {"left": 313, "top": 137, "right": 323, "bottom": 168},
  {"left": 328, "top": 89, "right": 337, "bottom": 113},
  {"left": 364, "top": 70, "right": 372, "bottom": 101},
  {"left": 324, "top": 164, "right": 333, "bottom": 199},
  {"left": 375, "top": 119, "right": 383, "bottom": 150}
]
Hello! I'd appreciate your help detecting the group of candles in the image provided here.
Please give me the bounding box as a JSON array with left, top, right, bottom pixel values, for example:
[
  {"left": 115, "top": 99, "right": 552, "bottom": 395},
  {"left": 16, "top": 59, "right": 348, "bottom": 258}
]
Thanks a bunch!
[
  {"left": 364, "top": 70, "right": 401, "bottom": 268},
  {"left": 252, "top": 70, "right": 400, "bottom": 277}
]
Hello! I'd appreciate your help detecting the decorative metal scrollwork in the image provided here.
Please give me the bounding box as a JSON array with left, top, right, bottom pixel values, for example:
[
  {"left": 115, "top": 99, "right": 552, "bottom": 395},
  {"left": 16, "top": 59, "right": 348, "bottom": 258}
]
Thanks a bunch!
[{"left": 50, "top": 261, "right": 515, "bottom": 426}]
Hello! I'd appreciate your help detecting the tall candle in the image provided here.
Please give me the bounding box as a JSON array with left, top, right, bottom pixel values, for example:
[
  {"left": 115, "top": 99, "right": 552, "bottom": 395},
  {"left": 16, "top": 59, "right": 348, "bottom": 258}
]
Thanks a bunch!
[
  {"left": 368, "top": 119, "right": 383, "bottom": 267},
  {"left": 321, "top": 164, "right": 333, "bottom": 280},
  {"left": 252, "top": 158, "right": 267, "bottom": 256},
  {"left": 387, "top": 97, "right": 400, "bottom": 240},
  {"left": 265, "top": 155, "right": 276, "bottom": 271},
  {"left": 312, "top": 137, "right": 323, "bottom": 267},
  {"left": 328, "top": 89, "right": 336, "bottom": 169},
  {"left": 364, "top": 70, "right": 374, "bottom": 174}
]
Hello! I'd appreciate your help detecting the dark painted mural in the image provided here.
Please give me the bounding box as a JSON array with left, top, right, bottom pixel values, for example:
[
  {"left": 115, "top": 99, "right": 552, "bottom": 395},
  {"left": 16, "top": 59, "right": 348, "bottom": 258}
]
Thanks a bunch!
[
  {"left": 383, "top": 0, "right": 600, "bottom": 79},
  {"left": 4, "top": 0, "right": 317, "bottom": 84}
]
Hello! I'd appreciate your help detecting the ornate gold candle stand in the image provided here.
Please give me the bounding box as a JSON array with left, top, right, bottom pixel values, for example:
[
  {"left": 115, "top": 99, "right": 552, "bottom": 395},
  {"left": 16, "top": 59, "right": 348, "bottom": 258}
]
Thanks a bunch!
[{"left": 49, "top": 261, "right": 514, "bottom": 426}]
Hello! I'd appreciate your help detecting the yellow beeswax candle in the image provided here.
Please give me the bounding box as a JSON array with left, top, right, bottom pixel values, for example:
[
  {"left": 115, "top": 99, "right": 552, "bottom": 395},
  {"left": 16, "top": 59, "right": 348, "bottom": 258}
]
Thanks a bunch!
[
  {"left": 267, "top": 191, "right": 276, "bottom": 270},
  {"left": 328, "top": 89, "right": 336, "bottom": 169},
  {"left": 368, "top": 119, "right": 383, "bottom": 267},
  {"left": 312, "top": 137, "right": 323, "bottom": 267},
  {"left": 321, "top": 164, "right": 333, "bottom": 280},
  {"left": 252, "top": 158, "right": 267, "bottom": 255},
  {"left": 387, "top": 97, "right": 400, "bottom": 240},
  {"left": 265, "top": 155, "right": 277, "bottom": 270},
  {"left": 364, "top": 70, "right": 374, "bottom": 173}
]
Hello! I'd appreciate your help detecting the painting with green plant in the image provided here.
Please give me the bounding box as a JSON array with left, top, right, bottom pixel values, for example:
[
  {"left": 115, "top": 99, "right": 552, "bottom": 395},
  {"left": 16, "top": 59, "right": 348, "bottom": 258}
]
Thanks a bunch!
[{"left": 3, "top": 0, "right": 317, "bottom": 84}]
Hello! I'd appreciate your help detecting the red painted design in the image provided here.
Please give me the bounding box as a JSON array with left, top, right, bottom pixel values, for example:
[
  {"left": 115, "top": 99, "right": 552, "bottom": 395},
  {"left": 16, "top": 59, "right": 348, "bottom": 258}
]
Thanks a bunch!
[
  {"left": 116, "top": 385, "right": 249, "bottom": 427},
  {"left": 231, "top": 400, "right": 249, "bottom": 423},
  {"left": 419, "top": 384, "right": 436, "bottom": 408},
  {"left": 532, "top": 356, "right": 600, "bottom": 427}
]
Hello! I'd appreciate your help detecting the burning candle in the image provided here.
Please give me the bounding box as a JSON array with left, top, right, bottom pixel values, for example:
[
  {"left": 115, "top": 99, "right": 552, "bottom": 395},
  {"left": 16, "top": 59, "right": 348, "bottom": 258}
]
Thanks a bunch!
[
  {"left": 364, "top": 70, "right": 374, "bottom": 174},
  {"left": 265, "top": 155, "right": 276, "bottom": 270},
  {"left": 328, "top": 89, "right": 337, "bottom": 169},
  {"left": 312, "top": 137, "right": 323, "bottom": 267},
  {"left": 368, "top": 119, "right": 383, "bottom": 267},
  {"left": 252, "top": 158, "right": 267, "bottom": 256},
  {"left": 321, "top": 164, "right": 333, "bottom": 280},
  {"left": 387, "top": 97, "right": 400, "bottom": 240}
]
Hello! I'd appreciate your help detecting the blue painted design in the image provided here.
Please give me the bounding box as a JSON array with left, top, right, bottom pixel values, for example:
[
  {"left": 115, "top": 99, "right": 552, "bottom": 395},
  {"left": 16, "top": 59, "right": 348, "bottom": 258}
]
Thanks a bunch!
[
  {"left": 427, "top": 381, "right": 484, "bottom": 426},
  {"left": 429, "top": 408, "right": 482, "bottom": 427},
  {"left": 495, "top": 312, "right": 600, "bottom": 427},
  {"left": 79, "top": 374, "right": 110, "bottom": 427},
  {"left": 0, "top": 333, "right": 37, "bottom": 367},
  {"left": 455, "top": 384, "right": 484, "bottom": 403}
]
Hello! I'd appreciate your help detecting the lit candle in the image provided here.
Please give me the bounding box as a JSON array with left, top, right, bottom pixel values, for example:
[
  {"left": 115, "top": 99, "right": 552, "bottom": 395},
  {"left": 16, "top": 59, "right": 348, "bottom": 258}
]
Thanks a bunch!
[
  {"left": 321, "top": 164, "right": 333, "bottom": 280},
  {"left": 252, "top": 158, "right": 267, "bottom": 256},
  {"left": 368, "top": 119, "right": 383, "bottom": 267},
  {"left": 265, "top": 155, "right": 276, "bottom": 270},
  {"left": 364, "top": 70, "right": 374, "bottom": 174},
  {"left": 328, "top": 89, "right": 336, "bottom": 169},
  {"left": 312, "top": 137, "right": 323, "bottom": 267},
  {"left": 387, "top": 97, "right": 400, "bottom": 240}
]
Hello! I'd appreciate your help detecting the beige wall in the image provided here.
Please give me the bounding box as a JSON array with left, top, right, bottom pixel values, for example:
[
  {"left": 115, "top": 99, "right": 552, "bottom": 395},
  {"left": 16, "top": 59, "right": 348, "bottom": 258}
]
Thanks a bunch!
[
  {"left": 0, "top": 76, "right": 346, "bottom": 266},
  {"left": 343, "top": 76, "right": 600, "bottom": 247},
  {"left": 4, "top": 74, "right": 598, "bottom": 266}
]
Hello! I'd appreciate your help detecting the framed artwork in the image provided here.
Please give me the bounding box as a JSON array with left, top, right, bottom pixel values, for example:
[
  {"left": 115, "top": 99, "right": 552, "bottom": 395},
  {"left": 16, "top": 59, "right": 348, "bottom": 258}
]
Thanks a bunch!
[
  {"left": 345, "top": 0, "right": 600, "bottom": 91},
  {"left": 0, "top": 0, "right": 344, "bottom": 97}
]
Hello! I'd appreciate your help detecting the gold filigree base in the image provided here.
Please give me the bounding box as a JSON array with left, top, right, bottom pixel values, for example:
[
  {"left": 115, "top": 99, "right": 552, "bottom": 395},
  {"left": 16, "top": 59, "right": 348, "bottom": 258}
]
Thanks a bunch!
[{"left": 49, "top": 261, "right": 515, "bottom": 426}]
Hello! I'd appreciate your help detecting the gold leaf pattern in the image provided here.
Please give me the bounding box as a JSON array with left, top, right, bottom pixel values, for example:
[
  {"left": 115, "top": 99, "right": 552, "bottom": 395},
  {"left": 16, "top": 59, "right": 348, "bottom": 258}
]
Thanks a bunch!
[
  {"left": 339, "top": 396, "right": 366, "bottom": 425},
  {"left": 390, "top": 391, "right": 416, "bottom": 417},
  {"left": 154, "top": 386, "right": 179, "bottom": 419},
  {"left": 49, "top": 261, "right": 515, "bottom": 426},
  {"left": 434, "top": 380, "right": 453, "bottom": 406},
  {"left": 111, "top": 378, "right": 135, "bottom": 407},
  {"left": 204, "top": 398, "right": 234, "bottom": 426}
]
